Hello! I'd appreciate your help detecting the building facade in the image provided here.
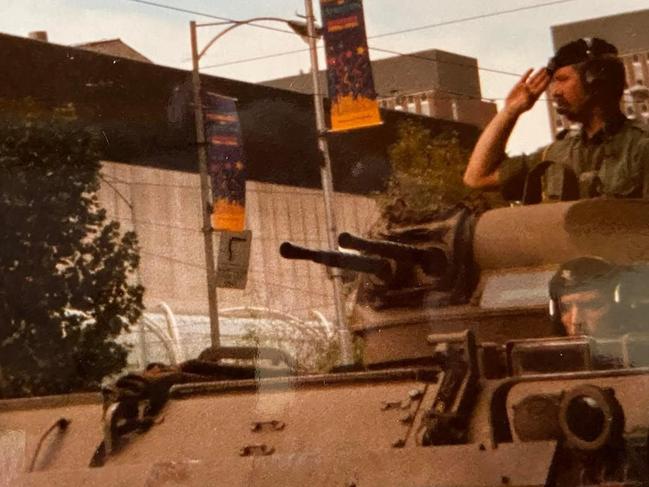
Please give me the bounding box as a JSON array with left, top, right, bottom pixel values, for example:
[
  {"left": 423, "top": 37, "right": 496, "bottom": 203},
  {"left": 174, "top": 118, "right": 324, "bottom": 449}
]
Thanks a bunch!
[
  {"left": 549, "top": 9, "right": 649, "bottom": 134},
  {"left": 263, "top": 49, "right": 497, "bottom": 130}
]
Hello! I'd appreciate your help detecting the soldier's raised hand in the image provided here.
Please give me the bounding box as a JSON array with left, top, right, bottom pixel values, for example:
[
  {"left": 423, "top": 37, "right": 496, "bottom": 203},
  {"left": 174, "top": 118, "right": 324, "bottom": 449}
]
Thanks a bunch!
[{"left": 504, "top": 68, "right": 551, "bottom": 116}]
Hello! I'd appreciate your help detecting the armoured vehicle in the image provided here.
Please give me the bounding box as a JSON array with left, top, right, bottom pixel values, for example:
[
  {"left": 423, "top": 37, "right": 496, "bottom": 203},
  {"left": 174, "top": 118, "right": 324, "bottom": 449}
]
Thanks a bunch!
[{"left": 3, "top": 198, "right": 649, "bottom": 486}]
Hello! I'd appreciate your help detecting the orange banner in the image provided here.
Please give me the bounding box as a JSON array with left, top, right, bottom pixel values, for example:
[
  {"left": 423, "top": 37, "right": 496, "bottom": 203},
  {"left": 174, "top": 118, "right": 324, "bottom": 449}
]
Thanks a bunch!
[
  {"left": 203, "top": 92, "right": 246, "bottom": 232},
  {"left": 320, "top": 0, "right": 381, "bottom": 131}
]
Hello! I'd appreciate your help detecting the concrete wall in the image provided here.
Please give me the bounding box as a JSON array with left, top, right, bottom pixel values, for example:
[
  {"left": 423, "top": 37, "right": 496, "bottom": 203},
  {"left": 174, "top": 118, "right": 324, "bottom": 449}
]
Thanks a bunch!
[{"left": 98, "top": 162, "right": 379, "bottom": 323}]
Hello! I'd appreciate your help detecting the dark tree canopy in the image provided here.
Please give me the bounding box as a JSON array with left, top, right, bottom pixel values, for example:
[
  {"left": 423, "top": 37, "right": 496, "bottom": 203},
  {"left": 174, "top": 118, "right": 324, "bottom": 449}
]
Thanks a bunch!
[{"left": 0, "top": 100, "right": 144, "bottom": 398}]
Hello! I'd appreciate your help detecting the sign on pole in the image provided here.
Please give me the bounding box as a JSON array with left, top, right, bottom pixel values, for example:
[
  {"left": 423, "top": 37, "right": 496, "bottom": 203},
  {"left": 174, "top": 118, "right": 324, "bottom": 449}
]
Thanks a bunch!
[
  {"left": 215, "top": 230, "right": 252, "bottom": 289},
  {"left": 319, "top": 0, "right": 382, "bottom": 132},
  {"left": 203, "top": 92, "right": 247, "bottom": 232}
]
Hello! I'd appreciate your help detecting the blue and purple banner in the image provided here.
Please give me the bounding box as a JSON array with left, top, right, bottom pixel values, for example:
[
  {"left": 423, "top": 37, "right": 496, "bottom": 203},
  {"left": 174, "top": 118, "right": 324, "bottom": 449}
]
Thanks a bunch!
[
  {"left": 320, "top": 0, "right": 381, "bottom": 131},
  {"left": 203, "top": 91, "right": 246, "bottom": 232}
]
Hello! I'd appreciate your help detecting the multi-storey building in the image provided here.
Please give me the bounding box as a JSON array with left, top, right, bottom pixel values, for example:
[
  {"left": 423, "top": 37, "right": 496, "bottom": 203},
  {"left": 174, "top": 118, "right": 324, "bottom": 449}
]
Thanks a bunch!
[
  {"left": 263, "top": 49, "right": 497, "bottom": 130},
  {"left": 550, "top": 9, "right": 649, "bottom": 134}
]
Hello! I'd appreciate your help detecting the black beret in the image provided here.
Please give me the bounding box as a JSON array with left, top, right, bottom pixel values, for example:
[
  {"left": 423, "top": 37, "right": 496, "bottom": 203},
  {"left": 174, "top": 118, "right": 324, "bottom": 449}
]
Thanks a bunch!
[{"left": 547, "top": 38, "right": 618, "bottom": 74}]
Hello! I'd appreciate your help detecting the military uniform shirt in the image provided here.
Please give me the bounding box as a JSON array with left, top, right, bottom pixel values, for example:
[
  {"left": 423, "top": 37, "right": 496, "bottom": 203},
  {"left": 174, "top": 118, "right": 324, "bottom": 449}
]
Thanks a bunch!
[{"left": 499, "top": 116, "right": 649, "bottom": 201}]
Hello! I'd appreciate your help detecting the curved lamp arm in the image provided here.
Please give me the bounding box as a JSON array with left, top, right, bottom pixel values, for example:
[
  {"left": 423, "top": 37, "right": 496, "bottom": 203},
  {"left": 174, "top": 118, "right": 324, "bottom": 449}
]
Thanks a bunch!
[{"left": 198, "top": 17, "right": 301, "bottom": 61}]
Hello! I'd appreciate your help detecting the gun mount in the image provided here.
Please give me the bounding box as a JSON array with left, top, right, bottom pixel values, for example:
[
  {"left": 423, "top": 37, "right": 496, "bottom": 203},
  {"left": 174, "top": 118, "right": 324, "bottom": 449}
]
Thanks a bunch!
[{"left": 280, "top": 206, "right": 475, "bottom": 312}]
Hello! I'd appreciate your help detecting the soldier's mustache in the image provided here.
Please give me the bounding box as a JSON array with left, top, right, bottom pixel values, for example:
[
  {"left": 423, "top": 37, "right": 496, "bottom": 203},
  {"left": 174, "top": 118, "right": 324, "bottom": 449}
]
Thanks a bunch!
[{"left": 552, "top": 97, "right": 568, "bottom": 108}]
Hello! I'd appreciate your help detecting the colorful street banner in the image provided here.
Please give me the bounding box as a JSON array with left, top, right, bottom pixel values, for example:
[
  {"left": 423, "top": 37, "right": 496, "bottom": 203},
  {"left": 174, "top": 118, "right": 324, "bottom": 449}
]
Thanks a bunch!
[
  {"left": 320, "top": 0, "right": 381, "bottom": 131},
  {"left": 203, "top": 91, "right": 246, "bottom": 232}
]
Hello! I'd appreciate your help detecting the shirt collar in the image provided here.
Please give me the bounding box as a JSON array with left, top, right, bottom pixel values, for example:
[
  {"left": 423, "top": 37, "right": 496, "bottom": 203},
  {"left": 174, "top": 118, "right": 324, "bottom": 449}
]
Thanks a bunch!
[{"left": 579, "top": 113, "right": 628, "bottom": 143}]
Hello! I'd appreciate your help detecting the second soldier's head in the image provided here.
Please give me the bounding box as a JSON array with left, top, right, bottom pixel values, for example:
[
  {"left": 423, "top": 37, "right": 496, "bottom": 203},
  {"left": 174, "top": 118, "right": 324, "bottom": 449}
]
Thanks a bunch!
[{"left": 549, "top": 256, "right": 620, "bottom": 337}]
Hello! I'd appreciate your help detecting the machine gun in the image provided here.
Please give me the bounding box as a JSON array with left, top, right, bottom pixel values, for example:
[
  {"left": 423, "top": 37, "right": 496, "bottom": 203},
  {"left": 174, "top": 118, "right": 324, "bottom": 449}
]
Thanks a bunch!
[
  {"left": 338, "top": 232, "right": 447, "bottom": 276},
  {"left": 279, "top": 241, "right": 393, "bottom": 282},
  {"left": 280, "top": 232, "right": 448, "bottom": 283},
  {"left": 280, "top": 231, "right": 455, "bottom": 310}
]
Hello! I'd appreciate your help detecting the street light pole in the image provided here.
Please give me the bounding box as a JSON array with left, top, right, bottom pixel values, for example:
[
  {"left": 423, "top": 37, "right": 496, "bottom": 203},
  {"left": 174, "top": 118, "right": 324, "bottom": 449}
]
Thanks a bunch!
[
  {"left": 303, "top": 0, "right": 353, "bottom": 365},
  {"left": 190, "top": 20, "right": 221, "bottom": 347}
]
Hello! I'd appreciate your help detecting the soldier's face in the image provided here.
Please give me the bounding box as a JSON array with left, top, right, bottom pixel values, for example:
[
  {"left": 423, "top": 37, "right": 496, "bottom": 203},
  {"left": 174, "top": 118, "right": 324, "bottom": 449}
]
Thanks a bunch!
[
  {"left": 550, "top": 65, "right": 589, "bottom": 121},
  {"left": 558, "top": 289, "right": 611, "bottom": 336}
]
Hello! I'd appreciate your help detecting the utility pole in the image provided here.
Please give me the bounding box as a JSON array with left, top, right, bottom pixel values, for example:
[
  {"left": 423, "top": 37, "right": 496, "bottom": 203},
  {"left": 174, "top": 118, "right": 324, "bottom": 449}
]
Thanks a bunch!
[
  {"left": 190, "top": 20, "right": 221, "bottom": 347},
  {"left": 303, "top": 0, "right": 353, "bottom": 365}
]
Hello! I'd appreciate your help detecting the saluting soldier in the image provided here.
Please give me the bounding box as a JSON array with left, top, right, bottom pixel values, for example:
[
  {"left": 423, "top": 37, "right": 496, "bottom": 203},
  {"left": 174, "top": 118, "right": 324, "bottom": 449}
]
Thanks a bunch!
[{"left": 463, "top": 37, "right": 649, "bottom": 201}]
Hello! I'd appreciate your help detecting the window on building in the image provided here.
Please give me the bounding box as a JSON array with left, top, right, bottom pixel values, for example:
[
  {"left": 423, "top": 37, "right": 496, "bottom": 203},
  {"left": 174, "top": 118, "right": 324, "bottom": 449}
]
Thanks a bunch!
[
  {"left": 633, "top": 63, "right": 643, "bottom": 82},
  {"left": 451, "top": 99, "right": 459, "bottom": 121},
  {"left": 420, "top": 99, "right": 431, "bottom": 116},
  {"left": 407, "top": 102, "right": 416, "bottom": 113}
]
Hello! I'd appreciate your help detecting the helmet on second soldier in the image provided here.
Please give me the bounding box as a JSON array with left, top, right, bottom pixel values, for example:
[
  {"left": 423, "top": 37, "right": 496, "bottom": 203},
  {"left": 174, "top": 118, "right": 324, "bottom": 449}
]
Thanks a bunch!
[{"left": 548, "top": 256, "right": 620, "bottom": 336}]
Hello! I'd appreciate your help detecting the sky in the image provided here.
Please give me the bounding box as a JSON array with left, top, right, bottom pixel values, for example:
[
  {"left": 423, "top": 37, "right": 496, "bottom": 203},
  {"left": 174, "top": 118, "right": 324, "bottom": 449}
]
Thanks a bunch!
[{"left": 2, "top": 0, "right": 648, "bottom": 153}]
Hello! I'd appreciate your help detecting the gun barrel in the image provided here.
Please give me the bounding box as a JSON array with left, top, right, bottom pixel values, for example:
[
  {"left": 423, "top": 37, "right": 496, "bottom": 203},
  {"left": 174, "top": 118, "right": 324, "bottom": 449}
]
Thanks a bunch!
[
  {"left": 338, "top": 232, "right": 447, "bottom": 274},
  {"left": 279, "top": 242, "right": 392, "bottom": 281}
]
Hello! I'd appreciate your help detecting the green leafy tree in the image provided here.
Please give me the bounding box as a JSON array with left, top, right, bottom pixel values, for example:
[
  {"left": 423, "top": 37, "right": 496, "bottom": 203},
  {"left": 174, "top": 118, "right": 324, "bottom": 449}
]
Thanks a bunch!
[
  {"left": 377, "top": 120, "right": 503, "bottom": 221},
  {"left": 0, "top": 101, "right": 144, "bottom": 398}
]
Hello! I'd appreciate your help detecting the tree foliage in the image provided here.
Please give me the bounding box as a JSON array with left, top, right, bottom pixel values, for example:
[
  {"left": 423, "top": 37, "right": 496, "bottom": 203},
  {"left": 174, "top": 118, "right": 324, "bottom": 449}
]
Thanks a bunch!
[
  {"left": 0, "top": 100, "right": 144, "bottom": 398},
  {"left": 377, "top": 120, "right": 503, "bottom": 222}
]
